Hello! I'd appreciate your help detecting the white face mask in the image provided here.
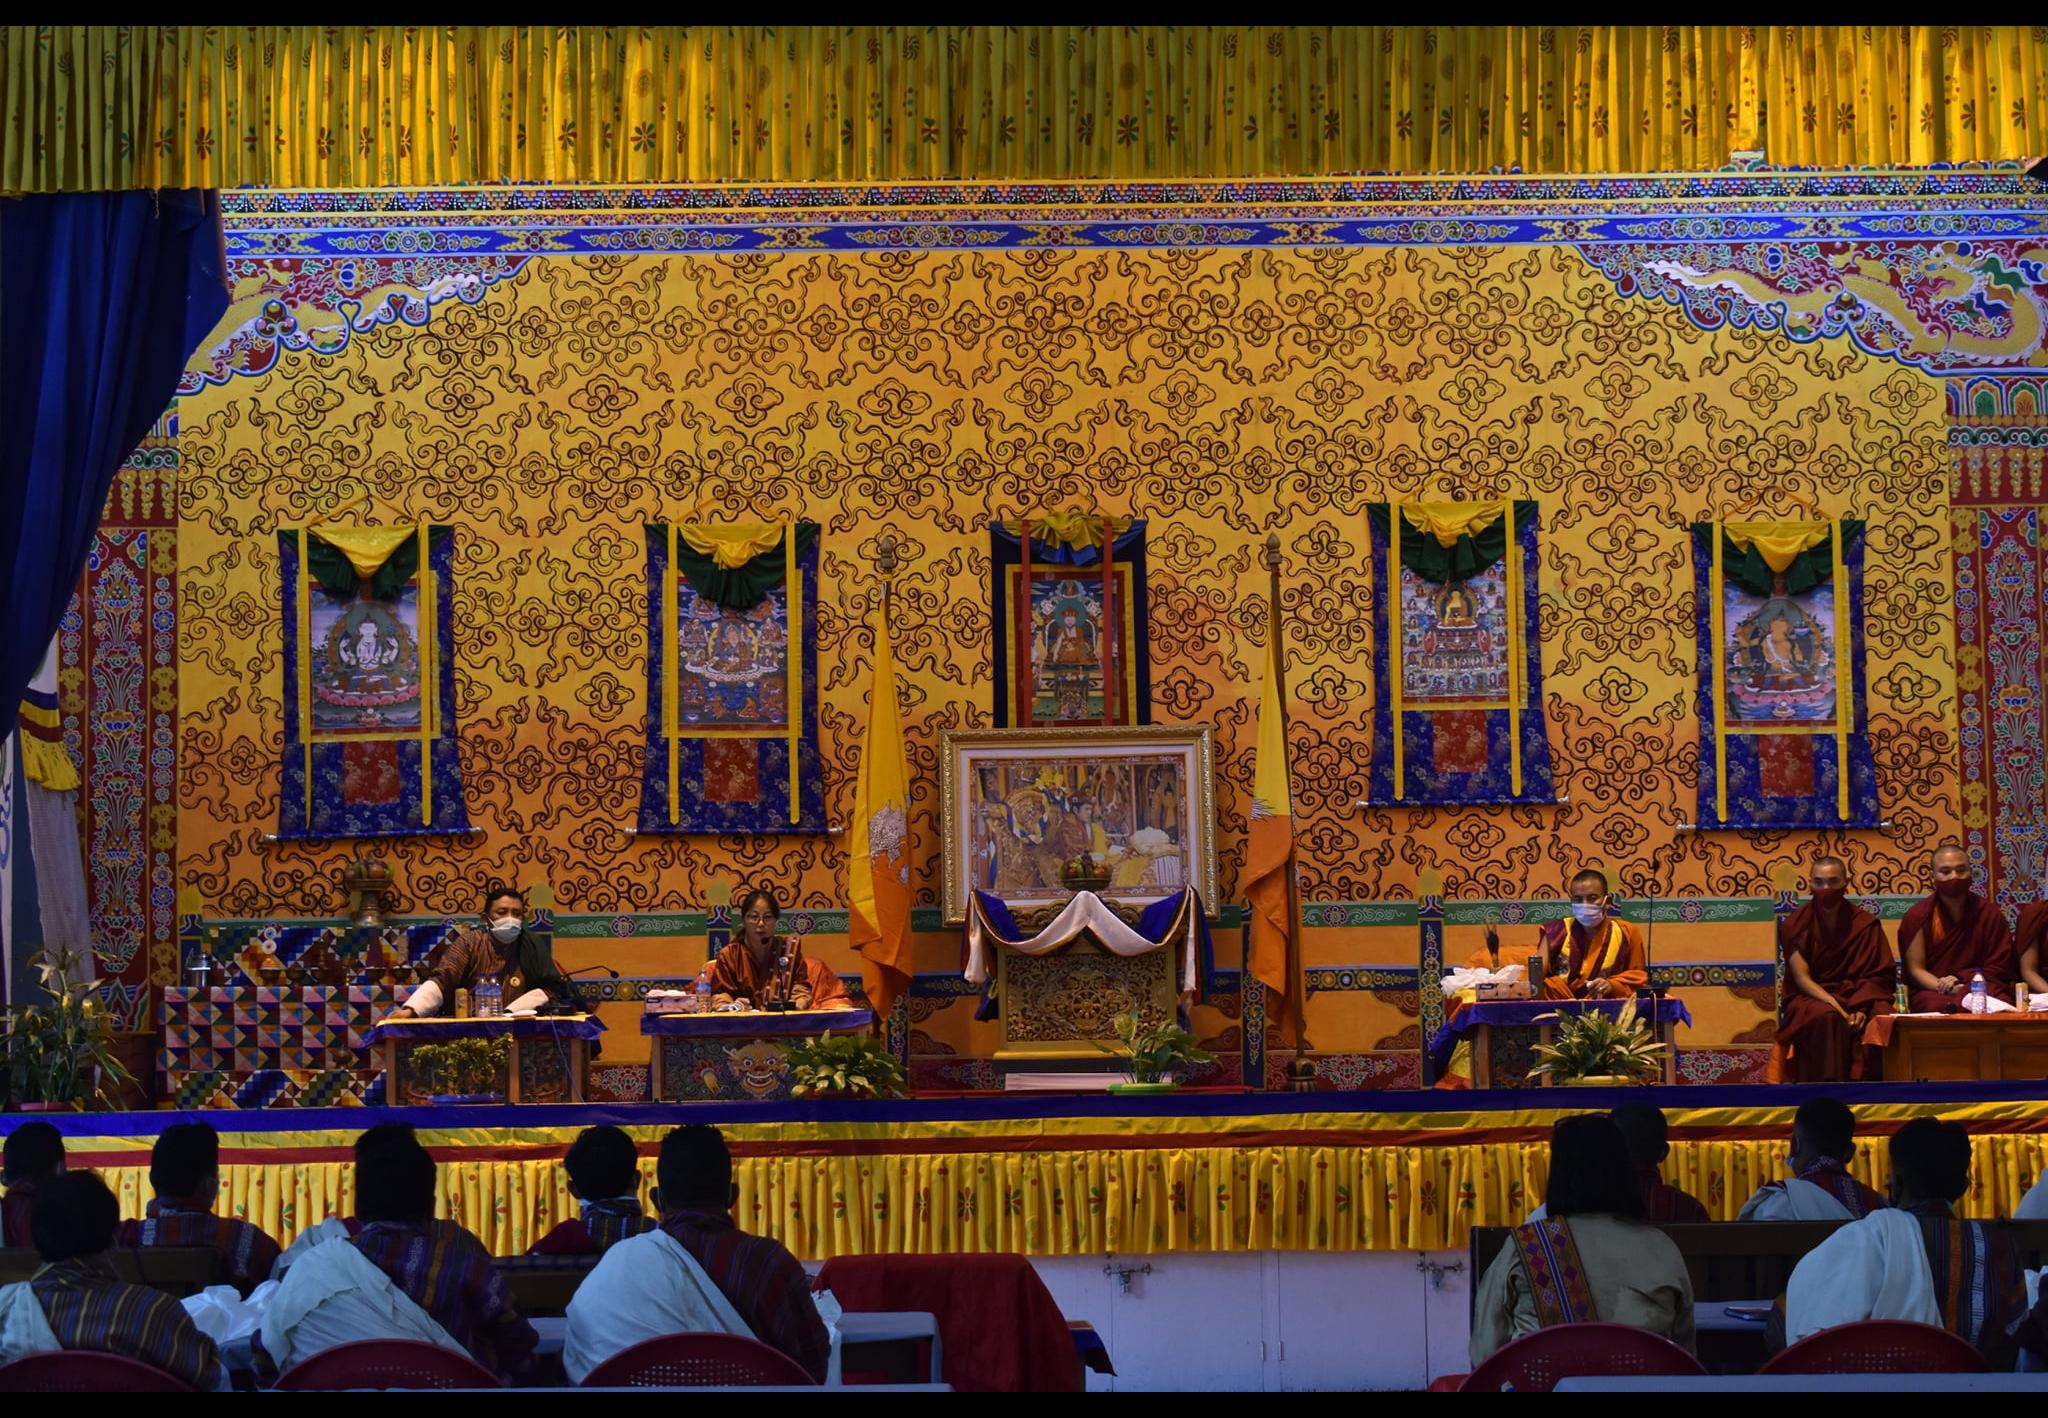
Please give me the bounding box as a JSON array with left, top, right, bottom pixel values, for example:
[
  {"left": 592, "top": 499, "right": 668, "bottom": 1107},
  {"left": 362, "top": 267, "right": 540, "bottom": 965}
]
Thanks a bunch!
[
  {"left": 1570, "top": 902, "right": 1605, "bottom": 929},
  {"left": 488, "top": 917, "right": 523, "bottom": 944}
]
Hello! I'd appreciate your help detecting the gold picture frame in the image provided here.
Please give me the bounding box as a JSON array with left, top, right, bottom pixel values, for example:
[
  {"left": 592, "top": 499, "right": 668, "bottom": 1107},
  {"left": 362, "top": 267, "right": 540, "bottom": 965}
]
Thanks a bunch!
[{"left": 939, "top": 725, "right": 1218, "bottom": 925}]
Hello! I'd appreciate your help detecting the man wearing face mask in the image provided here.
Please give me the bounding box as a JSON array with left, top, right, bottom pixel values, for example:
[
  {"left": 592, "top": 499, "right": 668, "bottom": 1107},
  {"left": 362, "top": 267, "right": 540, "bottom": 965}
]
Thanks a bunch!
[
  {"left": 1533, "top": 868, "right": 1648, "bottom": 1000},
  {"left": 1775, "top": 856, "right": 1897, "bottom": 1081},
  {"left": 389, "top": 883, "right": 572, "bottom": 1019},
  {"left": 1898, "top": 844, "right": 2016, "bottom": 1013}
]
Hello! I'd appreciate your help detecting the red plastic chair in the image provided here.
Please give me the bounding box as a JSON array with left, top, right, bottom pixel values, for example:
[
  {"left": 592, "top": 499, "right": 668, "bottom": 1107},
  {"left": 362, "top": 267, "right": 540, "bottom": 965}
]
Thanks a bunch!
[
  {"left": 0, "top": 1351, "right": 194, "bottom": 1392},
  {"left": 1460, "top": 1323, "right": 1705, "bottom": 1393},
  {"left": 580, "top": 1333, "right": 818, "bottom": 1387},
  {"left": 272, "top": 1338, "right": 502, "bottom": 1390},
  {"left": 1759, "top": 1320, "right": 1986, "bottom": 1375}
]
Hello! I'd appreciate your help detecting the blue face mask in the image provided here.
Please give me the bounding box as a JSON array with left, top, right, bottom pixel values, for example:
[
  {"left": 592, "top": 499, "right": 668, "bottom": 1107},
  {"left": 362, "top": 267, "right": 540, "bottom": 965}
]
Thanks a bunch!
[{"left": 1571, "top": 902, "right": 1605, "bottom": 929}]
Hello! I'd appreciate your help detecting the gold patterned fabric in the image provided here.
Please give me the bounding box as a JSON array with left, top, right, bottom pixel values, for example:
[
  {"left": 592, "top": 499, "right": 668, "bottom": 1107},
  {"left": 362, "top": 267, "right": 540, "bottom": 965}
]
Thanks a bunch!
[
  {"left": 7, "top": 26, "right": 2045, "bottom": 191},
  {"left": 180, "top": 244, "right": 1957, "bottom": 915},
  {"left": 71, "top": 1106, "right": 2048, "bottom": 1258}
]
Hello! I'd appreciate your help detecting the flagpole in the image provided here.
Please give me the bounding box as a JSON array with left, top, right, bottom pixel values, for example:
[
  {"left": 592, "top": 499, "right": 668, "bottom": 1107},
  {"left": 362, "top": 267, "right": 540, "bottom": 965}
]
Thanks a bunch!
[{"left": 1263, "top": 534, "right": 1315, "bottom": 1091}]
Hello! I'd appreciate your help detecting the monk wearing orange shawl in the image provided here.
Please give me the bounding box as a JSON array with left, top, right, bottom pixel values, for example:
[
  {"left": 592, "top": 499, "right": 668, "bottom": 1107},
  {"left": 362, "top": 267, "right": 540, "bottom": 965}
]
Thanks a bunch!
[
  {"left": 1898, "top": 845, "right": 2016, "bottom": 1013},
  {"left": 1532, "top": 868, "right": 1648, "bottom": 1000},
  {"left": 1778, "top": 855, "right": 1896, "bottom": 1081}
]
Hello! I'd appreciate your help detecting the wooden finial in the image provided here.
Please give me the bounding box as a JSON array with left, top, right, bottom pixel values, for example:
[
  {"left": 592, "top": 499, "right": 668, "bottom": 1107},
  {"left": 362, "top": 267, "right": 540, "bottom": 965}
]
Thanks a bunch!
[
  {"left": 877, "top": 535, "right": 899, "bottom": 578},
  {"left": 1261, "top": 532, "right": 1282, "bottom": 572}
]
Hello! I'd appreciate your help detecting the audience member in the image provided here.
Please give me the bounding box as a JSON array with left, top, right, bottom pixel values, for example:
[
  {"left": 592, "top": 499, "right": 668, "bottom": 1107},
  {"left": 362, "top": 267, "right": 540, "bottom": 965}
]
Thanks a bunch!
[
  {"left": 116, "top": 1121, "right": 280, "bottom": 1295},
  {"left": 0, "top": 1171, "right": 223, "bottom": 1389},
  {"left": 2016, "top": 1170, "right": 2048, "bottom": 1220},
  {"left": 2, "top": 1121, "right": 66, "bottom": 1249},
  {"left": 351, "top": 1124, "right": 535, "bottom": 1376},
  {"left": 1472, "top": 1114, "right": 1696, "bottom": 1364},
  {"left": 528, "top": 1125, "right": 653, "bottom": 1257},
  {"left": 565, "top": 1124, "right": 827, "bottom": 1384},
  {"left": 1525, "top": 1105, "right": 1710, "bottom": 1224},
  {"left": 1782, "top": 1117, "right": 2035, "bottom": 1366},
  {"left": 1737, "top": 1097, "right": 1888, "bottom": 1221}
]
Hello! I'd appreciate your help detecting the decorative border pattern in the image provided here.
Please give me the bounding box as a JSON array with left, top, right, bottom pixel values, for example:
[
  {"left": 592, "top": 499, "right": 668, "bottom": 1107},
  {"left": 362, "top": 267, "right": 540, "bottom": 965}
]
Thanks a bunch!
[{"left": 61, "top": 431, "right": 181, "bottom": 1024}]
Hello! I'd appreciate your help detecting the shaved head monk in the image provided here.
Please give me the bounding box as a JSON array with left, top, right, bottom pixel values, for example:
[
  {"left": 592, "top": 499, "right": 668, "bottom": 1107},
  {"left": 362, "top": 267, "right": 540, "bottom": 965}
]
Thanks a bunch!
[
  {"left": 1776, "top": 856, "right": 1896, "bottom": 1080},
  {"left": 1898, "top": 844, "right": 2015, "bottom": 1012},
  {"left": 1534, "top": 868, "right": 1648, "bottom": 1000}
]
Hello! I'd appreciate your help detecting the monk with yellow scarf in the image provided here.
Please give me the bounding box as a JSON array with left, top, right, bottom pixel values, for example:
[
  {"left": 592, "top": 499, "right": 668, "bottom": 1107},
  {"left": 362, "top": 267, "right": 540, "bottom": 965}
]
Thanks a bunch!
[{"left": 1532, "top": 868, "right": 1649, "bottom": 1000}]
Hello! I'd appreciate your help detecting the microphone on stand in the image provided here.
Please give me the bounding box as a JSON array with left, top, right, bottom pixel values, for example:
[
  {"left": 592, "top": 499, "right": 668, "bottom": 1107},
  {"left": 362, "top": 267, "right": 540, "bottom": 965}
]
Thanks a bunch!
[
  {"left": 538, "top": 963, "right": 619, "bottom": 1015},
  {"left": 765, "top": 954, "right": 796, "bottom": 1013}
]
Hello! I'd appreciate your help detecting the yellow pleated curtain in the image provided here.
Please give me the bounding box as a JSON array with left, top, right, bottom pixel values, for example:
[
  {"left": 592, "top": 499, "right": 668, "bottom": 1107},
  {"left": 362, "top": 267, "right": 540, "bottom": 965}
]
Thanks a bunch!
[
  {"left": 81, "top": 1116, "right": 2047, "bottom": 1258},
  {"left": 4, "top": 26, "right": 2043, "bottom": 191}
]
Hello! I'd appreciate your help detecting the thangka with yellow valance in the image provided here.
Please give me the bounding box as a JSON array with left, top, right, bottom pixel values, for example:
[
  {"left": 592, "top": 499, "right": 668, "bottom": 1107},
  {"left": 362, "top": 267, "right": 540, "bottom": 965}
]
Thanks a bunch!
[
  {"left": 637, "top": 521, "right": 825, "bottom": 833},
  {"left": 990, "top": 512, "right": 1149, "bottom": 728},
  {"left": 1365, "top": 501, "right": 1555, "bottom": 806},
  {"left": 1693, "top": 519, "right": 1877, "bottom": 829},
  {"left": 277, "top": 524, "right": 467, "bottom": 838}
]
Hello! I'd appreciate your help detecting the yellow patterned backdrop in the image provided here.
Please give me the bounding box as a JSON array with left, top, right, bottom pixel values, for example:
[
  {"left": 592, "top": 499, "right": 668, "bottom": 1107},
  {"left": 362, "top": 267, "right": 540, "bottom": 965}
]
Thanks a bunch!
[{"left": 176, "top": 245, "right": 1957, "bottom": 1060}]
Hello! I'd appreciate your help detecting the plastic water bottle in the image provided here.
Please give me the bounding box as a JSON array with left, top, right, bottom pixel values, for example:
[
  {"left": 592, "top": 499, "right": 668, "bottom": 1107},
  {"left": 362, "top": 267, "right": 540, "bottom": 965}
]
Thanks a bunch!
[
  {"left": 1970, "top": 971, "right": 1987, "bottom": 1013},
  {"left": 695, "top": 968, "right": 713, "bottom": 1014},
  {"left": 478, "top": 974, "right": 501, "bottom": 1018}
]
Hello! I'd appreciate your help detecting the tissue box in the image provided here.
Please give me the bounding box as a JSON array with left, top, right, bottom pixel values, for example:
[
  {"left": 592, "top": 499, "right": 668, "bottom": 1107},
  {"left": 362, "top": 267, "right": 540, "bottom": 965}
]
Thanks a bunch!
[{"left": 1474, "top": 978, "right": 1532, "bottom": 1001}]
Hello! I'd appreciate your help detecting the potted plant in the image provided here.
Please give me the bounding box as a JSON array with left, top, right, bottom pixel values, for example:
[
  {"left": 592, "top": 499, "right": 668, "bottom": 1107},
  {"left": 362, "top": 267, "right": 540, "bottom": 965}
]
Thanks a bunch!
[
  {"left": 1527, "top": 998, "right": 1668, "bottom": 1087},
  {"left": 1097, "top": 1009, "right": 1215, "bottom": 1094},
  {"left": 409, "top": 1036, "right": 510, "bottom": 1104},
  {"left": 2, "top": 946, "right": 133, "bottom": 1111},
  {"left": 785, "top": 1030, "right": 907, "bottom": 1099}
]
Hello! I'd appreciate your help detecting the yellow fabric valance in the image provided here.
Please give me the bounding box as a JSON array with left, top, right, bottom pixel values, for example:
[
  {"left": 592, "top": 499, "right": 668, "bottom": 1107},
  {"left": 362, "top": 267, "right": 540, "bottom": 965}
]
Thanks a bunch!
[
  {"left": 67, "top": 1107, "right": 2047, "bottom": 1258},
  {"left": 1401, "top": 501, "right": 1509, "bottom": 549},
  {"left": 5, "top": 26, "right": 2044, "bottom": 191},
  {"left": 1003, "top": 510, "right": 1134, "bottom": 553},
  {"left": 678, "top": 523, "right": 785, "bottom": 571},
  {"left": 309, "top": 524, "right": 419, "bottom": 581},
  {"left": 1721, "top": 520, "right": 1832, "bottom": 574}
]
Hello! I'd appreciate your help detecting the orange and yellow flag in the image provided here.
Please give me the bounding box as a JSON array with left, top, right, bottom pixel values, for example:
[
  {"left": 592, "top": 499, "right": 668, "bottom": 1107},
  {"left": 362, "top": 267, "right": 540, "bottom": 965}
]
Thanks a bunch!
[
  {"left": 847, "top": 585, "right": 913, "bottom": 1021},
  {"left": 1245, "top": 614, "right": 1297, "bottom": 1036}
]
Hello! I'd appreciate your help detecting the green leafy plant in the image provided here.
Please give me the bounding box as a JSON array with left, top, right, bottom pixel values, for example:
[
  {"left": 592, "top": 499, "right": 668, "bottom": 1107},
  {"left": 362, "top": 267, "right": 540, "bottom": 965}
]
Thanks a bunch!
[
  {"left": 1096, "top": 1009, "right": 1215, "bottom": 1085},
  {"left": 1527, "top": 998, "right": 1668, "bottom": 1084},
  {"left": 785, "top": 1030, "right": 907, "bottom": 1098},
  {"left": 2, "top": 947, "right": 132, "bottom": 1108},
  {"left": 409, "top": 1036, "right": 510, "bottom": 1097}
]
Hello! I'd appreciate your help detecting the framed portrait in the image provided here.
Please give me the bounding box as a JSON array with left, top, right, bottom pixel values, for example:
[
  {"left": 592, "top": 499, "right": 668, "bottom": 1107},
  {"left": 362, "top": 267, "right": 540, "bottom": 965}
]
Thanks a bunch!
[{"left": 939, "top": 725, "right": 1218, "bottom": 925}]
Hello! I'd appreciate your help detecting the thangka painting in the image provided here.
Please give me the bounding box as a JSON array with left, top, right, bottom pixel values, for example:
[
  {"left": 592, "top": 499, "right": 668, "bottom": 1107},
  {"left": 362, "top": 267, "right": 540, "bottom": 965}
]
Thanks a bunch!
[
  {"left": 990, "top": 515, "right": 1149, "bottom": 727},
  {"left": 1694, "top": 520, "right": 1878, "bottom": 828},
  {"left": 939, "top": 726, "right": 1217, "bottom": 923},
  {"left": 278, "top": 524, "right": 468, "bottom": 838},
  {"left": 1365, "top": 501, "right": 1555, "bottom": 805},
  {"left": 638, "top": 521, "right": 825, "bottom": 833}
]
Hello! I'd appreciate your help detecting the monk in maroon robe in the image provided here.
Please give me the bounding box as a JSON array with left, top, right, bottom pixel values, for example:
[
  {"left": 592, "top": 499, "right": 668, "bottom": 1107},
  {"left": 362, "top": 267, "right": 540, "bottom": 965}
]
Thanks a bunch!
[
  {"left": 1898, "top": 844, "right": 2016, "bottom": 1013},
  {"left": 2017, "top": 900, "right": 2048, "bottom": 997},
  {"left": 1778, "top": 855, "right": 1896, "bottom": 1081}
]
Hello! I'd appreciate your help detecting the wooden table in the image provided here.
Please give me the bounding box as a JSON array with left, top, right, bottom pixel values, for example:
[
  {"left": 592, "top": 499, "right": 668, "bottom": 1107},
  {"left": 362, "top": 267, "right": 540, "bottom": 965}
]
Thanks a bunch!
[
  {"left": 1878, "top": 1013, "right": 2048, "bottom": 1081},
  {"left": 642, "top": 1007, "right": 875, "bottom": 1102},
  {"left": 360, "top": 1014, "right": 604, "bottom": 1105}
]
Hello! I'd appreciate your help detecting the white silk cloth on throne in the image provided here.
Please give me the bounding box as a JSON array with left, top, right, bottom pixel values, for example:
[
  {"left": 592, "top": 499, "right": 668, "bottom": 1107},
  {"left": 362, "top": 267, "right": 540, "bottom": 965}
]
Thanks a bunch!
[{"left": 963, "top": 888, "right": 1202, "bottom": 994}]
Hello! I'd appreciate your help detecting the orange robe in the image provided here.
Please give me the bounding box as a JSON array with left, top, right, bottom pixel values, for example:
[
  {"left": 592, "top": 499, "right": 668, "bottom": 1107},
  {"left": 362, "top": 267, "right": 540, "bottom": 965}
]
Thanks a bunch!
[
  {"left": 707, "top": 937, "right": 854, "bottom": 1010},
  {"left": 1534, "top": 916, "right": 1648, "bottom": 999}
]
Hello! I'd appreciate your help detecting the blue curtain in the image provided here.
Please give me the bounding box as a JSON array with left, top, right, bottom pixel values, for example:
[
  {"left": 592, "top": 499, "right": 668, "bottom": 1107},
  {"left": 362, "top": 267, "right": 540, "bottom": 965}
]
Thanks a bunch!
[{"left": 0, "top": 189, "right": 228, "bottom": 720}]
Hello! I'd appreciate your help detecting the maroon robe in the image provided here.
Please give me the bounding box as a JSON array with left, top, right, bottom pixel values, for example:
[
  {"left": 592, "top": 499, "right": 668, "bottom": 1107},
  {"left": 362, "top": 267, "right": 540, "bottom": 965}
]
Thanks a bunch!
[
  {"left": 1777, "top": 900, "right": 1896, "bottom": 1081},
  {"left": 2018, "top": 901, "right": 2048, "bottom": 990},
  {"left": 1898, "top": 890, "right": 2015, "bottom": 1012}
]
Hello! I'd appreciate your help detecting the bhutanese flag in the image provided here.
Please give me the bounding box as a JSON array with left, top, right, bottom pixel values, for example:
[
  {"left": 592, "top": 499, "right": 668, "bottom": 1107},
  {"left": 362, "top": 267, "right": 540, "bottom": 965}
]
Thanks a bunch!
[
  {"left": 1245, "top": 616, "right": 1297, "bottom": 1036},
  {"left": 847, "top": 587, "right": 914, "bottom": 1021}
]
